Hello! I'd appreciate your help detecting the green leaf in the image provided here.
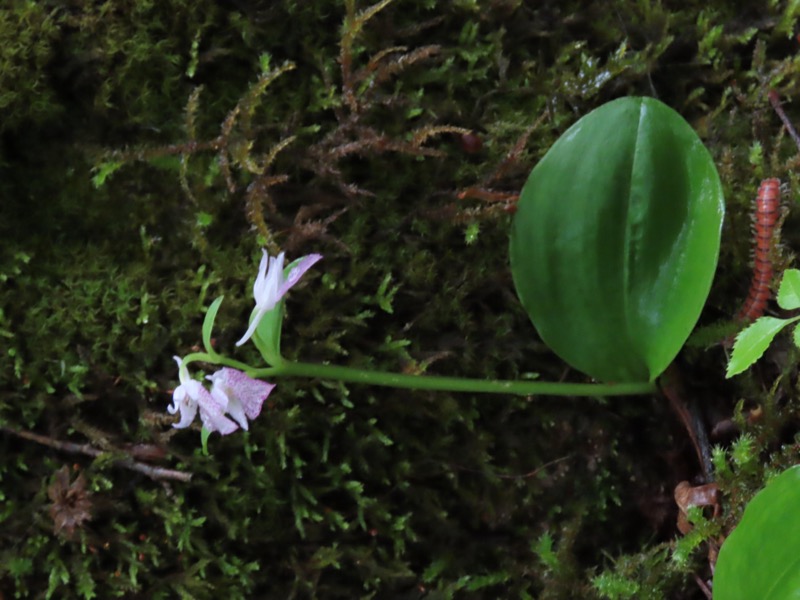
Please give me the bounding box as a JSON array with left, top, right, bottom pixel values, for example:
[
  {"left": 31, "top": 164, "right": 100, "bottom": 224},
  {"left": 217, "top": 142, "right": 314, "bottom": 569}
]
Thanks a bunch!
[
  {"left": 592, "top": 572, "right": 639, "bottom": 600},
  {"left": 726, "top": 316, "right": 796, "bottom": 378},
  {"left": 200, "top": 427, "right": 211, "bottom": 455},
  {"left": 91, "top": 161, "right": 122, "bottom": 188},
  {"left": 532, "top": 532, "right": 559, "bottom": 571},
  {"left": 777, "top": 269, "right": 800, "bottom": 310},
  {"left": 196, "top": 211, "right": 214, "bottom": 228},
  {"left": 258, "top": 52, "right": 272, "bottom": 73},
  {"left": 714, "top": 465, "right": 800, "bottom": 599},
  {"left": 510, "top": 97, "right": 724, "bottom": 383},
  {"left": 202, "top": 296, "right": 224, "bottom": 358},
  {"left": 253, "top": 302, "right": 284, "bottom": 366},
  {"left": 375, "top": 273, "right": 398, "bottom": 314}
]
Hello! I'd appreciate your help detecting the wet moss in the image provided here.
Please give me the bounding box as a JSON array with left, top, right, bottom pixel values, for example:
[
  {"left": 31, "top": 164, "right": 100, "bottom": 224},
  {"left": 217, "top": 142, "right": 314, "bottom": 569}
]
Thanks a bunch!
[{"left": 1, "top": 1, "right": 800, "bottom": 598}]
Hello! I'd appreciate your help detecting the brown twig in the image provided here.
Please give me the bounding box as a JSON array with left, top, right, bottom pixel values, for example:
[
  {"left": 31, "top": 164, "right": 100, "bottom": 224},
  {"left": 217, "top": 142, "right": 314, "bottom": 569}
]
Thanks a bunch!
[
  {"left": 659, "top": 366, "right": 713, "bottom": 482},
  {"left": 1, "top": 426, "right": 192, "bottom": 483},
  {"left": 440, "top": 454, "right": 573, "bottom": 480},
  {"left": 694, "top": 573, "right": 713, "bottom": 599},
  {"left": 768, "top": 90, "right": 800, "bottom": 152}
]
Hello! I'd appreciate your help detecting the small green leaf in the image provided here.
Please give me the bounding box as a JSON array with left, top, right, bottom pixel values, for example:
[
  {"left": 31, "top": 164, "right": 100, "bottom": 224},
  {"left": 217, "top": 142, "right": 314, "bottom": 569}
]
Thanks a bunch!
[
  {"left": 202, "top": 296, "right": 224, "bottom": 358},
  {"left": 91, "top": 162, "right": 122, "bottom": 188},
  {"left": 186, "top": 31, "right": 201, "bottom": 78},
  {"left": 714, "top": 465, "right": 800, "bottom": 599},
  {"left": 532, "top": 532, "right": 558, "bottom": 571},
  {"left": 196, "top": 211, "right": 214, "bottom": 228},
  {"left": 748, "top": 141, "right": 763, "bottom": 167},
  {"left": 726, "top": 316, "right": 796, "bottom": 377},
  {"left": 592, "top": 572, "right": 640, "bottom": 600},
  {"left": 200, "top": 427, "right": 211, "bottom": 455},
  {"left": 464, "top": 222, "right": 480, "bottom": 245},
  {"left": 253, "top": 303, "right": 284, "bottom": 366},
  {"left": 259, "top": 52, "right": 272, "bottom": 73},
  {"left": 777, "top": 269, "right": 800, "bottom": 310},
  {"left": 375, "top": 273, "right": 398, "bottom": 314}
]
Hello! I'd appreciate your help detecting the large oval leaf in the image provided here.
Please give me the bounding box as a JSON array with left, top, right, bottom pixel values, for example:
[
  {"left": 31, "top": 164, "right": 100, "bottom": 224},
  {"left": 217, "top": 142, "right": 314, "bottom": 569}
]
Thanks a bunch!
[
  {"left": 714, "top": 465, "right": 800, "bottom": 599},
  {"left": 510, "top": 97, "right": 724, "bottom": 383}
]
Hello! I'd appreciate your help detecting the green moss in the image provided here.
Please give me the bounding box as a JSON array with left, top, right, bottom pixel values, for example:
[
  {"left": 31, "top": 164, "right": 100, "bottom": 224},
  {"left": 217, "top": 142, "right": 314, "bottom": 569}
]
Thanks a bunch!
[
  {"left": 2, "top": 0, "right": 800, "bottom": 597},
  {"left": 0, "top": 3, "right": 62, "bottom": 131}
]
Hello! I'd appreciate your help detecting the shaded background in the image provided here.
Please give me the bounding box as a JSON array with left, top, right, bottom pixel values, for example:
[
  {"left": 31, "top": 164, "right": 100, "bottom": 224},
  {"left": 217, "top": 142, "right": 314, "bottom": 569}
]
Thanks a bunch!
[{"left": 1, "top": 1, "right": 799, "bottom": 598}]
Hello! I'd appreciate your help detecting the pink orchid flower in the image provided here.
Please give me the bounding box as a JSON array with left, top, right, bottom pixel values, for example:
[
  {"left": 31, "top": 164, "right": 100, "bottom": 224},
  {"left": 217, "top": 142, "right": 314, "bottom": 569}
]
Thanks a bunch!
[
  {"left": 235, "top": 250, "right": 322, "bottom": 347},
  {"left": 207, "top": 368, "right": 275, "bottom": 431},
  {"left": 168, "top": 359, "right": 276, "bottom": 435},
  {"left": 168, "top": 357, "right": 238, "bottom": 435}
]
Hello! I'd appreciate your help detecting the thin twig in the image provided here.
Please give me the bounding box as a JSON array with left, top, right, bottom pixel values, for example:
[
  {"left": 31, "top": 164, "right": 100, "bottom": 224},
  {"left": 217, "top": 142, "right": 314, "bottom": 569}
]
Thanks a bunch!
[
  {"left": 659, "top": 366, "right": 713, "bottom": 482},
  {"left": 1, "top": 426, "right": 192, "bottom": 483},
  {"left": 694, "top": 573, "right": 713, "bottom": 599},
  {"left": 440, "top": 454, "right": 573, "bottom": 480},
  {"left": 768, "top": 90, "right": 800, "bottom": 152}
]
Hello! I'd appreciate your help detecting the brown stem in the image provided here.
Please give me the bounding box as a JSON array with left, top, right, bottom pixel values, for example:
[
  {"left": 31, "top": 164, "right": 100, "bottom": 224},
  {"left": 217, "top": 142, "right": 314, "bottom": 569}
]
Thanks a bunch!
[
  {"left": 659, "top": 365, "right": 714, "bottom": 481},
  {"left": 1, "top": 426, "right": 192, "bottom": 483},
  {"left": 768, "top": 90, "right": 800, "bottom": 152}
]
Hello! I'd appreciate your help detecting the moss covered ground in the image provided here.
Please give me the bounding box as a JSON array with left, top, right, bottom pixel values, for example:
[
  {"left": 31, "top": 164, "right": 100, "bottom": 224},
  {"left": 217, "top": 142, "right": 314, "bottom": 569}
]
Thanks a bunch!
[{"left": 1, "top": 1, "right": 799, "bottom": 598}]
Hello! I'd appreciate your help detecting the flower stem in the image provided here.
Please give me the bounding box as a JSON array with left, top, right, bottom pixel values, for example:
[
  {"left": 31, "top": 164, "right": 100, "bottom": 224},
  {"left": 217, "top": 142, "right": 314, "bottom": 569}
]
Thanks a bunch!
[
  {"left": 181, "top": 352, "right": 255, "bottom": 373},
  {"left": 256, "top": 360, "right": 657, "bottom": 397}
]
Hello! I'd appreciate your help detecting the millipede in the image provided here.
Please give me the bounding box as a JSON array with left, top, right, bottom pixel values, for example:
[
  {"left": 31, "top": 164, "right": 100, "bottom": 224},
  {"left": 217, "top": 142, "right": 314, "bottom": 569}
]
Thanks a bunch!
[{"left": 736, "top": 177, "right": 782, "bottom": 322}]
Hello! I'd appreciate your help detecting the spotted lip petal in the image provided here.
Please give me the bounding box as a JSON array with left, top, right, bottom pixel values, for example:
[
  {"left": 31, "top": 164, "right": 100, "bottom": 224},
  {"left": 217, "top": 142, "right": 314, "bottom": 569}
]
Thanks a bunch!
[
  {"left": 208, "top": 368, "right": 275, "bottom": 430},
  {"left": 196, "top": 385, "right": 238, "bottom": 435}
]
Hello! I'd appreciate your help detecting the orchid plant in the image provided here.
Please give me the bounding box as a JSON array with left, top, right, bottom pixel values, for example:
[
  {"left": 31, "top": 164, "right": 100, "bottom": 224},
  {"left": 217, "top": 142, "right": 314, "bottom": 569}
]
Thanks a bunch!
[
  {"left": 169, "top": 251, "right": 320, "bottom": 439},
  {"left": 169, "top": 97, "right": 726, "bottom": 441},
  {"left": 170, "top": 248, "right": 656, "bottom": 442}
]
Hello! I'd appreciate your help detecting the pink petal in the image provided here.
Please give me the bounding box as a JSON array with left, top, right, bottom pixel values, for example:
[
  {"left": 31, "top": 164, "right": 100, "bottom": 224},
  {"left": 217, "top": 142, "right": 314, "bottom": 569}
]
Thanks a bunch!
[
  {"left": 216, "top": 368, "right": 275, "bottom": 420},
  {"left": 196, "top": 386, "right": 238, "bottom": 435},
  {"left": 276, "top": 254, "right": 322, "bottom": 300}
]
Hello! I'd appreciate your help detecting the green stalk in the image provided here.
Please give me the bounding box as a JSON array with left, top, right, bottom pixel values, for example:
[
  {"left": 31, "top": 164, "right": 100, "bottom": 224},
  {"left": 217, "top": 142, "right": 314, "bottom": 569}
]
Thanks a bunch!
[{"left": 253, "top": 360, "right": 657, "bottom": 397}]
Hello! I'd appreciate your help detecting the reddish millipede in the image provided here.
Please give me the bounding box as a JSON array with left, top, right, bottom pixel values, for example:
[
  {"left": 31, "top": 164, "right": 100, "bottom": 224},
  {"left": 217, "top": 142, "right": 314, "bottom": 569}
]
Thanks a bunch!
[{"left": 736, "top": 178, "right": 781, "bottom": 322}]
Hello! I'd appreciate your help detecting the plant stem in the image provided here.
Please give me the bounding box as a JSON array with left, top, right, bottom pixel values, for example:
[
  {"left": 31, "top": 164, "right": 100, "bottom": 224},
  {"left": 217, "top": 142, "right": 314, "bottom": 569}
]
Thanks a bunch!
[
  {"left": 0, "top": 426, "right": 192, "bottom": 482},
  {"left": 182, "top": 351, "right": 255, "bottom": 372},
  {"left": 254, "top": 360, "right": 657, "bottom": 397}
]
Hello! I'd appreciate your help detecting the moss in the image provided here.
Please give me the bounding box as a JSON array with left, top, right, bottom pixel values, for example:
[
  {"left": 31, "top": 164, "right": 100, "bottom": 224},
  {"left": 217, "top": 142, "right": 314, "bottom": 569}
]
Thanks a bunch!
[
  {"left": 0, "top": 3, "right": 63, "bottom": 131},
  {"left": 2, "top": 0, "right": 800, "bottom": 597}
]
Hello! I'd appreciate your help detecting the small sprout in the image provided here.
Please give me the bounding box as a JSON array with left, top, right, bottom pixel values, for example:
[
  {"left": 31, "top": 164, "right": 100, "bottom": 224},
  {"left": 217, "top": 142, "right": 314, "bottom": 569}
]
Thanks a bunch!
[
  {"left": 747, "top": 141, "right": 763, "bottom": 167},
  {"left": 90, "top": 161, "right": 122, "bottom": 188},
  {"left": 464, "top": 222, "right": 480, "bottom": 244}
]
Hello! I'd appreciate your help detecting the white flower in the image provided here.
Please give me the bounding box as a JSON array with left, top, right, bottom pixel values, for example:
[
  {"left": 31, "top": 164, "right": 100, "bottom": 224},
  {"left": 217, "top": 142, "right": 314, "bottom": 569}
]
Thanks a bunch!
[
  {"left": 168, "top": 357, "right": 238, "bottom": 435},
  {"left": 235, "top": 250, "right": 322, "bottom": 347},
  {"left": 207, "top": 368, "right": 275, "bottom": 430}
]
